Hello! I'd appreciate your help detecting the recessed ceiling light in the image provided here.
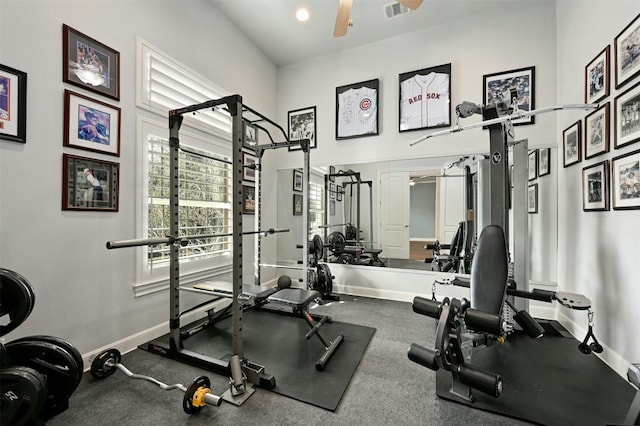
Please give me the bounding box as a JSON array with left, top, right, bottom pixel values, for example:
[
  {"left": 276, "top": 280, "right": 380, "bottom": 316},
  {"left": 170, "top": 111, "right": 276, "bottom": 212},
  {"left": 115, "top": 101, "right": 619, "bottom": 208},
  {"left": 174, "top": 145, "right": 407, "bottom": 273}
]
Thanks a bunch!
[{"left": 296, "top": 8, "right": 310, "bottom": 22}]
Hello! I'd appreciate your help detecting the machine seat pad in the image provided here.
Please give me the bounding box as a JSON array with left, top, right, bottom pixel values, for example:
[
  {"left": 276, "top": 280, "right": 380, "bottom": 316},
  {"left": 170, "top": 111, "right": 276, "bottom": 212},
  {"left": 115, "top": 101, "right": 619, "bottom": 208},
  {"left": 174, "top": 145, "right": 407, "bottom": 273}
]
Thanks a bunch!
[{"left": 268, "top": 288, "right": 320, "bottom": 308}]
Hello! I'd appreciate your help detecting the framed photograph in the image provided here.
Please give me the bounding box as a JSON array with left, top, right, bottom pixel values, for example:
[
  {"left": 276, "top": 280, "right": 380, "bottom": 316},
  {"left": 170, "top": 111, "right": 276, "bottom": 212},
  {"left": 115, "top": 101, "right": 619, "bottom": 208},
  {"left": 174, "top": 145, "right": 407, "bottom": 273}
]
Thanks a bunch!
[
  {"left": 242, "top": 185, "right": 255, "bottom": 215},
  {"left": 336, "top": 78, "right": 379, "bottom": 139},
  {"left": 330, "top": 182, "right": 336, "bottom": 200},
  {"left": 293, "top": 169, "right": 303, "bottom": 192},
  {"left": 243, "top": 121, "right": 257, "bottom": 149},
  {"left": 483, "top": 66, "right": 535, "bottom": 125},
  {"left": 527, "top": 184, "right": 538, "bottom": 214},
  {"left": 582, "top": 160, "right": 610, "bottom": 211},
  {"left": 585, "top": 102, "right": 610, "bottom": 159},
  {"left": 62, "top": 153, "right": 119, "bottom": 211},
  {"left": 242, "top": 151, "right": 256, "bottom": 182},
  {"left": 528, "top": 150, "right": 537, "bottom": 181},
  {"left": 0, "top": 64, "right": 27, "bottom": 144},
  {"left": 614, "top": 80, "right": 640, "bottom": 149},
  {"left": 563, "top": 120, "right": 582, "bottom": 167},
  {"left": 288, "top": 106, "right": 316, "bottom": 151},
  {"left": 611, "top": 148, "right": 640, "bottom": 210},
  {"left": 64, "top": 90, "right": 120, "bottom": 156},
  {"left": 399, "top": 63, "right": 451, "bottom": 132},
  {"left": 614, "top": 13, "right": 640, "bottom": 89},
  {"left": 293, "top": 193, "right": 303, "bottom": 216},
  {"left": 63, "top": 24, "right": 120, "bottom": 101},
  {"left": 330, "top": 200, "right": 336, "bottom": 216},
  {"left": 585, "top": 46, "right": 610, "bottom": 104},
  {"left": 329, "top": 165, "right": 336, "bottom": 182},
  {"left": 538, "top": 148, "right": 551, "bottom": 177},
  {"left": 337, "top": 188, "right": 342, "bottom": 202}
]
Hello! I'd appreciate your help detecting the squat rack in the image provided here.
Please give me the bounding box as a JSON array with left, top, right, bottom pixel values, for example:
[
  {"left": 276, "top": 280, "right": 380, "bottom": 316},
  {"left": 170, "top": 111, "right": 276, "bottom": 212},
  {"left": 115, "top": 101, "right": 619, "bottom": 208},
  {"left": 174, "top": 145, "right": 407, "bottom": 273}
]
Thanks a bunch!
[{"left": 107, "top": 95, "right": 307, "bottom": 391}]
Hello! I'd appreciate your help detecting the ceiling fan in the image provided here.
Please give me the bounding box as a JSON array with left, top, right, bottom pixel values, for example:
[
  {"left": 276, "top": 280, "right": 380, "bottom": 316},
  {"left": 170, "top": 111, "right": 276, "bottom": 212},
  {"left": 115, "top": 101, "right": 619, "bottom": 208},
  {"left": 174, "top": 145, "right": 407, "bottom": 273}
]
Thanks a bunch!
[{"left": 334, "top": 0, "right": 424, "bottom": 37}]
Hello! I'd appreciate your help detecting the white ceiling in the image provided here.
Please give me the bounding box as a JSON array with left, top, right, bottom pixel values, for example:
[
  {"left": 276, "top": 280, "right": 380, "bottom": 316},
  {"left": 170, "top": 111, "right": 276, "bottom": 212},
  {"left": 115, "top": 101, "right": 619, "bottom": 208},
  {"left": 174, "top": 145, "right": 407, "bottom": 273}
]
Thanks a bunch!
[{"left": 210, "top": 0, "right": 513, "bottom": 67}]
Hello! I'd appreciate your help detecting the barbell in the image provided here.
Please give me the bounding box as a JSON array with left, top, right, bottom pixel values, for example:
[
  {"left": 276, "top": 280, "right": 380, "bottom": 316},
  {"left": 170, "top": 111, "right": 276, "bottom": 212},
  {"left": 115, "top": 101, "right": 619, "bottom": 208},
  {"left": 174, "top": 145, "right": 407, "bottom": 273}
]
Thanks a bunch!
[
  {"left": 106, "top": 228, "right": 290, "bottom": 249},
  {"left": 90, "top": 349, "right": 222, "bottom": 414}
]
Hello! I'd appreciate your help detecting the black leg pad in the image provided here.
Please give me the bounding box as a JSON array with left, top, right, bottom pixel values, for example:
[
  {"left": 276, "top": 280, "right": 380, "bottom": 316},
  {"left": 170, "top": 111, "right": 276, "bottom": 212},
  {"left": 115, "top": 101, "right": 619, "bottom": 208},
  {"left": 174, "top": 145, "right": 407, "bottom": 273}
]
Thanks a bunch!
[
  {"left": 458, "top": 363, "right": 502, "bottom": 398},
  {"left": 408, "top": 343, "right": 439, "bottom": 371},
  {"left": 412, "top": 297, "right": 441, "bottom": 319}
]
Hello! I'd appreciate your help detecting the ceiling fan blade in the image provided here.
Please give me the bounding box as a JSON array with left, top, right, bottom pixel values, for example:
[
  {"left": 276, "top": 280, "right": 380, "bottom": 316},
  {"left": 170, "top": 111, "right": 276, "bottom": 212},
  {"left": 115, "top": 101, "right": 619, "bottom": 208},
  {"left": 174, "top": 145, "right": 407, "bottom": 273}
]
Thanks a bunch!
[
  {"left": 334, "top": 0, "right": 353, "bottom": 37},
  {"left": 397, "top": 0, "right": 423, "bottom": 10}
]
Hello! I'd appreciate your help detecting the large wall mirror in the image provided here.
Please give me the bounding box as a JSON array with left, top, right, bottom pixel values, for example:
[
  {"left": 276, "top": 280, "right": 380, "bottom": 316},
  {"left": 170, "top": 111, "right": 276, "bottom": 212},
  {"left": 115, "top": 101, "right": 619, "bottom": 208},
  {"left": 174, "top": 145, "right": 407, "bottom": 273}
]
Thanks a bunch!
[{"left": 274, "top": 148, "right": 558, "bottom": 286}]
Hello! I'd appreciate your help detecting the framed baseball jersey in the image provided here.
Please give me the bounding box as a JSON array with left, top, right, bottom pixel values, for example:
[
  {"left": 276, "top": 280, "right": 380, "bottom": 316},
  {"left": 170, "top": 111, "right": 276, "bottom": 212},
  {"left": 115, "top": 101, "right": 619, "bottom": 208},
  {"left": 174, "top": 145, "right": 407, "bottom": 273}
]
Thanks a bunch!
[
  {"left": 399, "top": 63, "right": 451, "bottom": 132},
  {"left": 336, "top": 78, "right": 379, "bottom": 140}
]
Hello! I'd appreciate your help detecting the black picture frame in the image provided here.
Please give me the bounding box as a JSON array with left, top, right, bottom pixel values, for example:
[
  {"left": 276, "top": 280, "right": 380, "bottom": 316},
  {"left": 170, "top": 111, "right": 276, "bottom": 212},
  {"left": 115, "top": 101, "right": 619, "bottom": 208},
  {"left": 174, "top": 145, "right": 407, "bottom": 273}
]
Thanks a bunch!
[
  {"left": 330, "top": 200, "right": 336, "bottom": 216},
  {"left": 293, "top": 169, "right": 303, "bottom": 192},
  {"left": 585, "top": 46, "right": 610, "bottom": 104},
  {"left": 0, "top": 64, "right": 27, "bottom": 143},
  {"left": 63, "top": 24, "right": 120, "bottom": 101},
  {"left": 528, "top": 184, "right": 538, "bottom": 214},
  {"left": 242, "top": 151, "right": 256, "bottom": 182},
  {"left": 399, "top": 63, "right": 451, "bottom": 132},
  {"left": 329, "top": 165, "right": 336, "bottom": 182},
  {"left": 329, "top": 183, "right": 336, "bottom": 200},
  {"left": 243, "top": 121, "right": 258, "bottom": 149},
  {"left": 611, "top": 148, "right": 640, "bottom": 210},
  {"left": 614, "top": 79, "right": 640, "bottom": 149},
  {"left": 614, "top": 13, "right": 640, "bottom": 89},
  {"left": 62, "top": 153, "right": 119, "bottom": 211},
  {"left": 585, "top": 102, "right": 610, "bottom": 160},
  {"left": 64, "top": 89, "right": 121, "bottom": 156},
  {"left": 242, "top": 185, "right": 255, "bottom": 215},
  {"left": 528, "top": 150, "right": 538, "bottom": 181},
  {"left": 483, "top": 66, "right": 535, "bottom": 126},
  {"left": 582, "top": 160, "right": 610, "bottom": 211},
  {"left": 563, "top": 120, "right": 582, "bottom": 167},
  {"left": 293, "top": 193, "right": 303, "bottom": 216},
  {"left": 288, "top": 106, "right": 316, "bottom": 151},
  {"left": 336, "top": 78, "right": 379, "bottom": 139},
  {"left": 538, "top": 148, "right": 551, "bottom": 177},
  {"left": 337, "top": 188, "right": 342, "bottom": 202}
]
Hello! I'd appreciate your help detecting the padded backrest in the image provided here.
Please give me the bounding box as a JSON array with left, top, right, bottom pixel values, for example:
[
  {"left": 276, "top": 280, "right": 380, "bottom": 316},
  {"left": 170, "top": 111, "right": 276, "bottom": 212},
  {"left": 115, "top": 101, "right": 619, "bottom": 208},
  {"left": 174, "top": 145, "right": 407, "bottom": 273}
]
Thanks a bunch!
[
  {"left": 449, "top": 221, "right": 465, "bottom": 257},
  {"left": 470, "top": 225, "right": 508, "bottom": 315}
]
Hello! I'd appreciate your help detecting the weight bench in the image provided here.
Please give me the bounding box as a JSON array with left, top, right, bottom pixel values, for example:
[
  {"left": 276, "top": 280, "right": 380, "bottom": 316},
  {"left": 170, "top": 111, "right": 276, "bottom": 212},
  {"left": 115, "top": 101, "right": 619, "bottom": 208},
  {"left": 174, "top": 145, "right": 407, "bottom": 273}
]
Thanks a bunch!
[{"left": 266, "top": 277, "right": 345, "bottom": 371}]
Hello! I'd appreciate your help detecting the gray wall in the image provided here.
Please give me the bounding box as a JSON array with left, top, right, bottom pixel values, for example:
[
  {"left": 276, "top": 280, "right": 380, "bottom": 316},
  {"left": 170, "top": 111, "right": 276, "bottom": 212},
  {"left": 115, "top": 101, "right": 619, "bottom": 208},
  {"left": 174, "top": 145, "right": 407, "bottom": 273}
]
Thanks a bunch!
[{"left": 410, "top": 183, "right": 436, "bottom": 239}]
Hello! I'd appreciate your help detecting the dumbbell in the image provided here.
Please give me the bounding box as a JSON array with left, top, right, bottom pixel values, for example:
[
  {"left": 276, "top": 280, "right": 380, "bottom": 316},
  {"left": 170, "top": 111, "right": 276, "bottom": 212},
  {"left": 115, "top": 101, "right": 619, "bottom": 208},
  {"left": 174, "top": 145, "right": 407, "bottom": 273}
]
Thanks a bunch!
[{"left": 90, "top": 349, "right": 222, "bottom": 414}]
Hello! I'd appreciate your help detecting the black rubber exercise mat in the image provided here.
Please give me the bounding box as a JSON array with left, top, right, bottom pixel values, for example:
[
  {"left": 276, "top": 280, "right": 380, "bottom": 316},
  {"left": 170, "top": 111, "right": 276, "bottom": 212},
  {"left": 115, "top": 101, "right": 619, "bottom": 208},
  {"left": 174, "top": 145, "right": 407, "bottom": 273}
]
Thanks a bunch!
[
  {"left": 145, "top": 308, "right": 376, "bottom": 411},
  {"left": 435, "top": 323, "right": 636, "bottom": 426}
]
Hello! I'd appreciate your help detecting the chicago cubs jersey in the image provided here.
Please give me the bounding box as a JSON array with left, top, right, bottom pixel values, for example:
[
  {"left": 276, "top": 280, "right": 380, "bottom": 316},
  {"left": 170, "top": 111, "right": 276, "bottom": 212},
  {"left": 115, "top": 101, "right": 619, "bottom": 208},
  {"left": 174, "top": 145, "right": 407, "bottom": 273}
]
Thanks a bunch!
[
  {"left": 400, "top": 72, "right": 450, "bottom": 130},
  {"left": 337, "top": 86, "right": 377, "bottom": 137}
]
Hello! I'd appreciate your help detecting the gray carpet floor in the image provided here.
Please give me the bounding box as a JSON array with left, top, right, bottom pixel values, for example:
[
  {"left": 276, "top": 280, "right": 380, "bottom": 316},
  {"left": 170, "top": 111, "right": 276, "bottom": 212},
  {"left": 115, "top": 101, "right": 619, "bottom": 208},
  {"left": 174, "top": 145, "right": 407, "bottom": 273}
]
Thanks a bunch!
[{"left": 49, "top": 295, "right": 533, "bottom": 426}]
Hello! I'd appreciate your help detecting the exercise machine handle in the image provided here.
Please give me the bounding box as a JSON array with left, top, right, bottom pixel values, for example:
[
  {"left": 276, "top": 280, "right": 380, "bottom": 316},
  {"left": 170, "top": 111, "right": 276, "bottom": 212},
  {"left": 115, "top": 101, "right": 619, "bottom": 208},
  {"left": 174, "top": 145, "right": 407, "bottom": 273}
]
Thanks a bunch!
[{"left": 458, "top": 363, "right": 503, "bottom": 397}]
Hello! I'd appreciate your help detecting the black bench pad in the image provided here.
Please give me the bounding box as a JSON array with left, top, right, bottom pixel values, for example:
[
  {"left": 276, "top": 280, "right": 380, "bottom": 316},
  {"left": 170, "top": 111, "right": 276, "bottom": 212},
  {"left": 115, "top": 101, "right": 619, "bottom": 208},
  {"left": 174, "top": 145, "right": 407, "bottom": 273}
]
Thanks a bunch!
[{"left": 268, "top": 288, "right": 320, "bottom": 308}]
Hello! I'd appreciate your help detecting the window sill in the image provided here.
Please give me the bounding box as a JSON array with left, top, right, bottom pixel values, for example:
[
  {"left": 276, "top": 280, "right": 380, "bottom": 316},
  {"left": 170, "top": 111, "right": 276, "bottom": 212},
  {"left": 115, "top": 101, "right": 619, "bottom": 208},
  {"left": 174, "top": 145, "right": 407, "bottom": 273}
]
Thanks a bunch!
[{"left": 133, "top": 264, "right": 233, "bottom": 297}]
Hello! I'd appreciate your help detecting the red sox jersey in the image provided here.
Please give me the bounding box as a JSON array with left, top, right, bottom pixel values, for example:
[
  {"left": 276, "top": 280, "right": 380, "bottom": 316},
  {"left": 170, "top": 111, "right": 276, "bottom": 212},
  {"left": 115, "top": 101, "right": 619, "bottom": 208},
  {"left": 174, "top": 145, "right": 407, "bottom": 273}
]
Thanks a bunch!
[
  {"left": 337, "top": 87, "right": 377, "bottom": 137},
  {"left": 400, "top": 72, "right": 450, "bottom": 130}
]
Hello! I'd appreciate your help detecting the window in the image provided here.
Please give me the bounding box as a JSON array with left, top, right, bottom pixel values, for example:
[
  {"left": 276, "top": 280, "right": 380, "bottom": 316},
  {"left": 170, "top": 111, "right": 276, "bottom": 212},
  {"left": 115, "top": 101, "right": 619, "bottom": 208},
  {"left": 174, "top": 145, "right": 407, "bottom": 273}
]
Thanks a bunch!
[
  {"left": 135, "top": 38, "right": 234, "bottom": 295},
  {"left": 308, "top": 173, "right": 325, "bottom": 236}
]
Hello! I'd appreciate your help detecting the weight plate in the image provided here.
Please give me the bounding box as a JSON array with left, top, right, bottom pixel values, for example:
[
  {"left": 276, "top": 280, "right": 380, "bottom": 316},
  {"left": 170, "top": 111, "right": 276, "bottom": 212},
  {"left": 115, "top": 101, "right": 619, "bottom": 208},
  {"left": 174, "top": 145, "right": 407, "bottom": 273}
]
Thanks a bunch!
[
  {"left": 183, "top": 375, "right": 211, "bottom": 414},
  {"left": 11, "top": 336, "right": 84, "bottom": 391},
  {"left": 311, "top": 234, "right": 324, "bottom": 260},
  {"left": 5, "top": 340, "right": 80, "bottom": 418},
  {"left": 319, "top": 264, "right": 333, "bottom": 296},
  {"left": 90, "top": 348, "right": 121, "bottom": 380},
  {"left": 307, "top": 269, "right": 318, "bottom": 291},
  {"left": 326, "top": 232, "right": 346, "bottom": 255},
  {"left": 1, "top": 366, "right": 48, "bottom": 426},
  {"left": 0, "top": 268, "right": 35, "bottom": 337}
]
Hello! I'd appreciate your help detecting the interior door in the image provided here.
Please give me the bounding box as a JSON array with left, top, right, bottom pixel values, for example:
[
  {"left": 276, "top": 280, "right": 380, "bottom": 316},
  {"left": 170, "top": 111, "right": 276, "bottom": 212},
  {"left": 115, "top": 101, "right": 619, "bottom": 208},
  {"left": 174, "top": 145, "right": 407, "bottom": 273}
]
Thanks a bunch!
[
  {"left": 379, "top": 171, "right": 410, "bottom": 259},
  {"left": 437, "top": 171, "right": 465, "bottom": 244}
]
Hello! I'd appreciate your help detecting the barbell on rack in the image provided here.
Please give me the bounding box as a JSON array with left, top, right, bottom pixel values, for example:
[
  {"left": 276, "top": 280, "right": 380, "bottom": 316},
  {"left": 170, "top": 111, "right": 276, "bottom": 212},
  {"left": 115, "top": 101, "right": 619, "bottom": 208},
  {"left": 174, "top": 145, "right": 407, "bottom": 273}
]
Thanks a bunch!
[
  {"left": 90, "top": 349, "right": 223, "bottom": 414},
  {"left": 106, "top": 228, "right": 290, "bottom": 249}
]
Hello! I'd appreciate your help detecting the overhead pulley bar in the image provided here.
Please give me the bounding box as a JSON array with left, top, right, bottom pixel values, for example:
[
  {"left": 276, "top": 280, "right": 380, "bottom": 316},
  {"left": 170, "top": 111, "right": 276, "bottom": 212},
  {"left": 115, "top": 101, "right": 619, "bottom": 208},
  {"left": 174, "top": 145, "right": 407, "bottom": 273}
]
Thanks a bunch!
[
  {"left": 409, "top": 103, "right": 599, "bottom": 146},
  {"left": 106, "top": 228, "right": 290, "bottom": 249}
]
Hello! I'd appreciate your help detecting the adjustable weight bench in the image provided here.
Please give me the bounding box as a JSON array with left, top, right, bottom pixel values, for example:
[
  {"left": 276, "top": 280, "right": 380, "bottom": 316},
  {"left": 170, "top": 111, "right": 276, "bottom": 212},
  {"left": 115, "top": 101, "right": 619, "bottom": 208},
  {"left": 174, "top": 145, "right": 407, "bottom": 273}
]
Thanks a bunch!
[{"left": 266, "top": 276, "right": 344, "bottom": 371}]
